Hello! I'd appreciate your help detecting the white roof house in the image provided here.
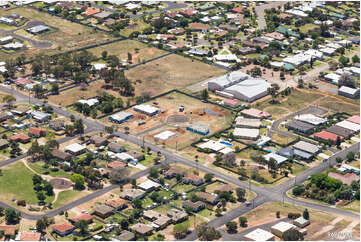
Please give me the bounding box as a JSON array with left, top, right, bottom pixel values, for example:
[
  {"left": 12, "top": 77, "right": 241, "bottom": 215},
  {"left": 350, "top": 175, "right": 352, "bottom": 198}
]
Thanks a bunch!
[
  {"left": 283, "top": 53, "right": 311, "bottom": 67},
  {"left": 199, "top": 140, "right": 227, "bottom": 152},
  {"left": 78, "top": 98, "right": 99, "bottom": 107},
  {"left": 154, "top": 130, "right": 176, "bottom": 140},
  {"left": 109, "top": 111, "right": 134, "bottom": 123},
  {"left": 3, "top": 42, "right": 24, "bottom": 49},
  {"left": 233, "top": 127, "right": 260, "bottom": 140},
  {"left": 320, "top": 47, "right": 337, "bottom": 56},
  {"left": 326, "top": 42, "right": 342, "bottom": 49},
  {"left": 270, "top": 61, "right": 284, "bottom": 68},
  {"left": 92, "top": 63, "right": 107, "bottom": 71},
  {"left": 345, "top": 66, "right": 361, "bottom": 76},
  {"left": 224, "top": 78, "right": 271, "bottom": 102},
  {"left": 65, "top": 143, "right": 86, "bottom": 154},
  {"left": 295, "top": 113, "right": 327, "bottom": 126},
  {"left": 338, "top": 86, "right": 360, "bottom": 98},
  {"left": 244, "top": 228, "right": 275, "bottom": 241},
  {"left": 336, "top": 120, "right": 360, "bottom": 132},
  {"left": 219, "top": 147, "right": 234, "bottom": 155},
  {"left": 214, "top": 54, "right": 239, "bottom": 62},
  {"left": 304, "top": 49, "right": 323, "bottom": 60},
  {"left": 285, "top": 9, "right": 308, "bottom": 17},
  {"left": 324, "top": 73, "right": 341, "bottom": 84},
  {"left": 0, "top": 36, "right": 13, "bottom": 43},
  {"left": 133, "top": 104, "right": 159, "bottom": 116},
  {"left": 125, "top": 2, "right": 140, "bottom": 10},
  {"left": 138, "top": 179, "right": 161, "bottom": 191},
  {"left": 264, "top": 153, "right": 288, "bottom": 165},
  {"left": 115, "top": 152, "right": 136, "bottom": 162}
]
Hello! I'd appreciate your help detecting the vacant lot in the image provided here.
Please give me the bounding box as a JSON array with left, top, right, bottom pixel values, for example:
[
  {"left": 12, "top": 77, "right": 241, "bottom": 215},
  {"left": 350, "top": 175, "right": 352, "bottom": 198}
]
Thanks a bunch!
[
  {"left": 0, "top": 7, "right": 113, "bottom": 60},
  {"left": 88, "top": 39, "right": 167, "bottom": 64},
  {"left": 256, "top": 89, "right": 325, "bottom": 115},
  {"left": 317, "top": 96, "right": 360, "bottom": 115},
  {"left": 124, "top": 54, "right": 227, "bottom": 97}
]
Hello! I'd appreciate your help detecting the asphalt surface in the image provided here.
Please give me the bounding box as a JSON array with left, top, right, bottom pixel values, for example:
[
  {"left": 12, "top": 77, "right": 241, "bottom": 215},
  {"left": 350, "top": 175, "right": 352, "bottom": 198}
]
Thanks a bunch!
[{"left": 0, "top": 85, "right": 359, "bottom": 239}]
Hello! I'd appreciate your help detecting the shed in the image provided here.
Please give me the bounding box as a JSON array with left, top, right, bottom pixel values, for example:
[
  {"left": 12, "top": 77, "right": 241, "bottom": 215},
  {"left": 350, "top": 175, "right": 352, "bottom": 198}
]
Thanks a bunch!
[
  {"left": 244, "top": 228, "right": 275, "bottom": 241},
  {"left": 271, "top": 221, "right": 296, "bottom": 238},
  {"left": 293, "top": 217, "right": 310, "bottom": 228}
]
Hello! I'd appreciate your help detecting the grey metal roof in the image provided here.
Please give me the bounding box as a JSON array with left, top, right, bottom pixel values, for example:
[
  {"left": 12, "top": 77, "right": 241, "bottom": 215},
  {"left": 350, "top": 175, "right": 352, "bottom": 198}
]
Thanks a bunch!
[{"left": 224, "top": 78, "right": 271, "bottom": 99}]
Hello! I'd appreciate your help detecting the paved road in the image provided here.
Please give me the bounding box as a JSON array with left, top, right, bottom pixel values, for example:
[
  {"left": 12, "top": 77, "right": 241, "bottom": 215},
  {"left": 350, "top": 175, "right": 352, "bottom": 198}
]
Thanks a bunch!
[
  {"left": 0, "top": 85, "right": 359, "bottom": 239},
  {"left": 254, "top": 1, "right": 286, "bottom": 30},
  {"left": 0, "top": 20, "right": 52, "bottom": 48}
]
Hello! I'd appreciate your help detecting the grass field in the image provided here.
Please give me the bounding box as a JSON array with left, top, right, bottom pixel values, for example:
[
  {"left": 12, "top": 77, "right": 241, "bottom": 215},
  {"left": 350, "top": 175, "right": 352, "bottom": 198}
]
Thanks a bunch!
[
  {"left": 27, "top": 161, "right": 72, "bottom": 179},
  {"left": 0, "top": 162, "right": 53, "bottom": 205},
  {"left": 299, "top": 23, "right": 318, "bottom": 34},
  {"left": 271, "top": 132, "right": 297, "bottom": 145},
  {"left": 347, "top": 160, "right": 360, "bottom": 169},
  {"left": 52, "top": 190, "right": 88, "bottom": 209},
  {"left": 124, "top": 54, "right": 227, "bottom": 97},
  {"left": 255, "top": 89, "right": 324, "bottom": 114},
  {"left": 88, "top": 39, "right": 167, "bottom": 64},
  {"left": 0, "top": 7, "right": 114, "bottom": 61},
  {"left": 317, "top": 96, "right": 360, "bottom": 115}
]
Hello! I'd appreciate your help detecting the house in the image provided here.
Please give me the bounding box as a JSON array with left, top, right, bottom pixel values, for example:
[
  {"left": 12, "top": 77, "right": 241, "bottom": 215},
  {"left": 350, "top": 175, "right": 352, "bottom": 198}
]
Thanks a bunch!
[
  {"left": 154, "top": 215, "right": 172, "bottom": 230},
  {"left": 131, "top": 224, "right": 153, "bottom": 236},
  {"left": 182, "top": 200, "right": 205, "bottom": 212},
  {"left": 92, "top": 204, "right": 114, "bottom": 218},
  {"left": 17, "top": 232, "right": 42, "bottom": 241},
  {"left": 0, "top": 16, "right": 15, "bottom": 25},
  {"left": 338, "top": 86, "right": 360, "bottom": 99},
  {"left": 126, "top": 150, "right": 145, "bottom": 161},
  {"left": 0, "top": 35, "right": 13, "bottom": 44},
  {"left": 271, "top": 221, "right": 297, "bottom": 238},
  {"left": 10, "top": 133, "right": 31, "bottom": 143},
  {"left": 235, "top": 117, "right": 261, "bottom": 129},
  {"left": 105, "top": 197, "right": 128, "bottom": 210},
  {"left": 337, "top": 120, "right": 360, "bottom": 134},
  {"left": 108, "top": 142, "right": 126, "bottom": 153},
  {"left": 241, "top": 108, "right": 271, "bottom": 119},
  {"left": 0, "top": 112, "right": 10, "bottom": 122},
  {"left": 320, "top": 47, "right": 337, "bottom": 56},
  {"left": 347, "top": 115, "right": 360, "bottom": 125},
  {"left": 314, "top": 130, "right": 343, "bottom": 143},
  {"left": 27, "top": 25, "right": 50, "bottom": 34},
  {"left": 265, "top": 32, "right": 285, "bottom": 41},
  {"left": 276, "top": 26, "right": 299, "bottom": 37},
  {"left": 119, "top": 189, "right": 145, "bottom": 200},
  {"left": 244, "top": 228, "right": 275, "bottom": 241},
  {"left": 283, "top": 53, "right": 310, "bottom": 67},
  {"left": 0, "top": 225, "right": 16, "bottom": 238},
  {"left": 264, "top": 153, "right": 288, "bottom": 166},
  {"left": 239, "top": 47, "right": 256, "bottom": 55},
  {"left": 143, "top": 210, "right": 163, "bottom": 221},
  {"left": 196, "top": 192, "right": 219, "bottom": 205},
  {"left": 65, "top": 143, "right": 86, "bottom": 155},
  {"left": 293, "top": 217, "right": 310, "bottom": 228},
  {"left": 93, "top": 11, "right": 112, "bottom": 19},
  {"left": 167, "top": 209, "right": 188, "bottom": 223},
  {"left": 183, "top": 174, "right": 203, "bottom": 186},
  {"left": 78, "top": 98, "right": 99, "bottom": 107},
  {"left": 188, "top": 47, "right": 208, "bottom": 56},
  {"left": 0, "top": 139, "right": 9, "bottom": 149},
  {"left": 51, "top": 222, "right": 75, "bottom": 237},
  {"left": 133, "top": 104, "right": 159, "bottom": 116},
  {"left": 109, "top": 111, "right": 134, "bottom": 123},
  {"left": 69, "top": 213, "right": 94, "bottom": 224},
  {"left": 187, "top": 122, "right": 209, "bottom": 135},
  {"left": 51, "top": 149, "right": 72, "bottom": 161},
  {"left": 179, "top": 9, "right": 196, "bottom": 18},
  {"left": 293, "top": 141, "right": 319, "bottom": 156},
  {"left": 49, "top": 119, "right": 65, "bottom": 131},
  {"left": 138, "top": 179, "right": 161, "bottom": 192},
  {"left": 285, "top": 120, "right": 315, "bottom": 134},
  {"left": 328, "top": 172, "right": 359, "bottom": 185},
  {"left": 90, "top": 135, "right": 108, "bottom": 147},
  {"left": 231, "top": 6, "right": 243, "bottom": 13},
  {"left": 154, "top": 130, "right": 176, "bottom": 141},
  {"left": 233, "top": 127, "right": 260, "bottom": 140},
  {"left": 30, "top": 111, "right": 51, "bottom": 123},
  {"left": 189, "top": 22, "right": 209, "bottom": 32},
  {"left": 116, "top": 230, "right": 135, "bottom": 241},
  {"left": 107, "top": 160, "right": 127, "bottom": 169},
  {"left": 327, "top": 125, "right": 354, "bottom": 139},
  {"left": 28, "top": 127, "right": 46, "bottom": 138},
  {"left": 14, "top": 78, "right": 33, "bottom": 87},
  {"left": 215, "top": 184, "right": 233, "bottom": 194},
  {"left": 85, "top": 7, "right": 100, "bottom": 16},
  {"left": 11, "top": 106, "right": 30, "bottom": 116},
  {"left": 164, "top": 168, "right": 184, "bottom": 178},
  {"left": 198, "top": 140, "right": 227, "bottom": 152},
  {"left": 277, "top": 147, "right": 295, "bottom": 158},
  {"left": 294, "top": 114, "right": 327, "bottom": 126}
]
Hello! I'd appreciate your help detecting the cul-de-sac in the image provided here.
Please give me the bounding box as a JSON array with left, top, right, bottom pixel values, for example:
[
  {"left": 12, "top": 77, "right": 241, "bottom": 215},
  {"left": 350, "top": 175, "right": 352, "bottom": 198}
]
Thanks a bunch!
[{"left": 0, "top": 1, "right": 360, "bottom": 241}]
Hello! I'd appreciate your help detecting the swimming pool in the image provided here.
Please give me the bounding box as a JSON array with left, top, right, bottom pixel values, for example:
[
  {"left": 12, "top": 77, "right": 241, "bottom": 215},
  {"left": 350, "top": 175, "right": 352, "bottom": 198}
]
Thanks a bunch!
[{"left": 220, "top": 141, "right": 232, "bottom": 146}]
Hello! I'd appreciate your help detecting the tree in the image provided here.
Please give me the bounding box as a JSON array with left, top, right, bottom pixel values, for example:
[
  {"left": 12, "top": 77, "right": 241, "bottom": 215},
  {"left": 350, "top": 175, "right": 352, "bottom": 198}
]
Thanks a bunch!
[
  {"left": 346, "top": 151, "right": 355, "bottom": 162},
  {"left": 44, "top": 182, "right": 54, "bottom": 196},
  {"left": 75, "top": 220, "right": 89, "bottom": 235},
  {"left": 239, "top": 217, "right": 247, "bottom": 227},
  {"left": 36, "top": 218, "right": 47, "bottom": 232},
  {"left": 201, "top": 89, "right": 209, "bottom": 100},
  {"left": 5, "top": 208, "right": 20, "bottom": 224},
  {"left": 196, "top": 223, "right": 221, "bottom": 241},
  {"left": 226, "top": 221, "right": 238, "bottom": 233},
  {"left": 204, "top": 173, "right": 213, "bottom": 182},
  {"left": 149, "top": 167, "right": 159, "bottom": 179},
  {"left": 303, "top": 208, "right": 309, "bottom": 220},
  {"left": 1, "top": 95, "right": 16, "bottom": 109},
  {"left": 236, "top": 188, "right": 246, "bottom": 202},
  {"left": 37, "top": 191, "right": 46, "bottom": 203},
  {"left": 297, "top": 78, "right": 304, "bottom": 88},
  {"left": 336, "top": 136, "right": 341, "bottom": 148},
  {"left": 338, "top": 55, "right": 349, "bottom": 66},
  {"left": 32, "top": 174, "right": 43, "bottom": 185},
  {"left": 109, "top": 167, "right": 130, "bottom": 184},
  {"left": 215, "top": 208, "right": 222, "bottom": 216},
  {"left": 71, "top": 174, "right": 85, "bottom": 190},
  {"left": 352, "top": 55, "right": 360, "bottom": 64},
  {"left": 338, "top": 73, "right": 356, "bottom": 88},
  {"left": 101, "top": 50, "right": 108, "bottom": 60},
  {"left": 132, "top": 198, "right": 142, "bottom": 209},
  {"left": 223, "top": 152, "right": 236, "bottom": 167},
  {"left": 276, "top": 211, "right": 280, "bottom": 218},
  {"left": 282, "top": 228, "right": 304, "bottom": 241},
  {"left": 174, "top": 223, "right": 189, "bottom": 239}
]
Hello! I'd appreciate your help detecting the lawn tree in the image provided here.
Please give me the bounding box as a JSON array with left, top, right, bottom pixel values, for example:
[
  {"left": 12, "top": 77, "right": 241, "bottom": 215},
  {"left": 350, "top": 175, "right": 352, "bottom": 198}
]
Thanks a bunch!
[
  {"left": 174, "top": 223, "right": 189, "bottom": 239},
  {"left": 196, "top": 222, "right": 221, "bottom": 241},
  {"left": 338, "top": 55, "right": 349, "bottom": 67},
  {"left": 29, "top": 140, "right": 41, "bottom": 161},
  {"left": 338, "top": 73, "right": 356, "bottom": 88},
  {"left": 346, "top": 151, "right": 355, "bottom": 162},
  {"left": 101, "top": 50, "right": 108, "bottom": 60},
  {"left": 223, "top": 152, "right": 236, "bottom": 167},
  {"left": 149, "top": 167, "right": 159, "bottom": 179},
  {"left": 303, "top": 208, "right": 309, "bottom": 220},
  {"left": 239, "top": 216, "right": 248, "bottom": 227},
  {"left": 352, "top": 54, "right": 360, "bottom": 64},
  {"left": 204, "top": 173, "right": 213, "bottom": 182},
  {"left": 71, "top": 174, "right": 85, "bottom": 190},
  {"left": 282, "top": 228, "right": 304, "bottom": 241},
  {"left": 37, "top": 191, "right": 46, "bottom": 203},
  {"left": 215, "top": 208, "right": 222, "bottom": 216},
  {"left": 236, "top": 188, "right": 246, "bottom": 202},
  {"left": 5, "top": 208, "right": 20, "bottom": 224},
  {"left": 132, "top": 198, "right": 142, "bottom": 209},
  {"left": 75, "top": 220, "right": 89, "bottom": 235},
  {"left": 226, "top": 221, "right": 238, "bottom": 233}
]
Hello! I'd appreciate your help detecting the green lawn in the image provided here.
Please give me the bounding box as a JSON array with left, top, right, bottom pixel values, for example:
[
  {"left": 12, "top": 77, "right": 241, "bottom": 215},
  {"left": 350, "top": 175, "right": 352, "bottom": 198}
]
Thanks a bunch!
[
  {"left": 299, "top": 24, "right": 318, "bottom": 34},
  {"left": 0, "top": 162, "right": 53, "bottom": 205},
  {"left": 28, "top": 161, "right": 73, "bottom": 179},
  {"left": 197, "top": 208, "right": 215, "bottom": 219},
  {"left": 52, "top": 190, "right": 87, "bottom": 209},
  {"left": 173, "top": 183, "right": 195, "bottom": 193},
  {"left": 347, "top": 160, "right": 360, "bottom": 169},
  {"left": 291, "top": 163, "right": 308, "bottom": 175},
  {"left": 338, "top": 200, "right": 360, "bottom": 213}
]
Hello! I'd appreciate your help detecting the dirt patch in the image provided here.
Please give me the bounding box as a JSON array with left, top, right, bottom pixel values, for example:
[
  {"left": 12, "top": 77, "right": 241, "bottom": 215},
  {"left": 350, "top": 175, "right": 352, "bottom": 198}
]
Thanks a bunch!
[{"left": 50, "top": 178, "right": 72, "bottom": 189}]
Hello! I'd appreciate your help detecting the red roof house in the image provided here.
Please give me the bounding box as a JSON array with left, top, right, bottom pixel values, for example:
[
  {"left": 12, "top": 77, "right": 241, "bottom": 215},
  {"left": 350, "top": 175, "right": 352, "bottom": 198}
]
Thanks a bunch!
[
  {"left": 10, "top": 133, "right": 31, "bottom": 143},
  {"left": 179, "top": 9, "right": 196, "bottom": 17},
  {"left": 241, "top": 108, "right": 271, "bottom": 119},
  {"left": 314, "top": 130, "right": 344, "bottom": 143},
  {"left": 328, "top": 172, "right": 360, "bottom": 185},
  {"left": 231, "top": 6, "right": 243, "bottom": 13},
  {"left": 107, "top": 160, "right": 127, "bottom": 169},
  {"left": 85, "top": 7, "right": 100, "bottom": 16},
  {"left": 52, "top": 222, "right": 75, "bottom": 236},
  {"left": 69, "top": 213, "right": 94, "bottom": 224},
  {"left": 15, "top": 78, "right": 33, "bottom": 86},
  {"left": 28, "top": 127, "right": 47, "bottom": 138},
  {"left": 347, "top": 115, "right": 360, "bottom": 125},
  {"left": 189, "top": 22, "right": 210, "bottom": 31}
]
